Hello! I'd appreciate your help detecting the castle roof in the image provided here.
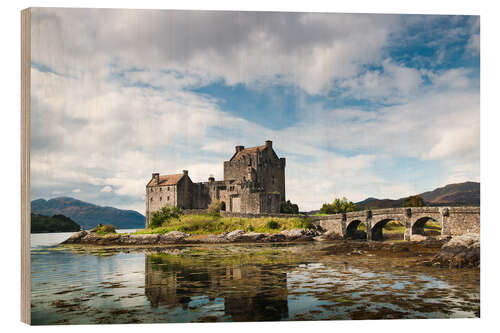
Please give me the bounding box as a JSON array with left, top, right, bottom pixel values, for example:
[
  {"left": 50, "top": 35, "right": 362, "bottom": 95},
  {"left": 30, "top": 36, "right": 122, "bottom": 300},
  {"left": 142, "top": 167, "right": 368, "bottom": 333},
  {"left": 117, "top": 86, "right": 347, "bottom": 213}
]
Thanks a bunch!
[
  {"left": 146, "top": 173, "right": 185, "bottom": 187},
  {"left": 230, "top": 145, "right": 268, "bottom": 162}
]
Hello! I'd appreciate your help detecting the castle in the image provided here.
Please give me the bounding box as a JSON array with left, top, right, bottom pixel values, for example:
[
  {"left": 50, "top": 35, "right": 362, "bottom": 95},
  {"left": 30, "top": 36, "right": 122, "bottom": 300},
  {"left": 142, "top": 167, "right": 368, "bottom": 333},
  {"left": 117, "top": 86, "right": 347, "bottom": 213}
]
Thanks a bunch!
[{"left": 145, "top": 140, "right": 286, "bottom": 227}]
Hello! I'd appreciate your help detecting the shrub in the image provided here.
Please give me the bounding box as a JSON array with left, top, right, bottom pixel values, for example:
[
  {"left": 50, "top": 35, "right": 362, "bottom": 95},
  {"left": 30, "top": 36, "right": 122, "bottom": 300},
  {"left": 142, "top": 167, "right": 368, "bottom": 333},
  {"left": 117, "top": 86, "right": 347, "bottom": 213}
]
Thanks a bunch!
[
  {"left": 266, "top": 220, "right": 281, "bottom": 230},
  {"left": 280, "top": 200, "right": 299, "bottom": 214},
  {"left": 91, "top": 224, "right": 116, "bottom": 234},
  {"left": 150, "top": 206, "right": 183, "bottom": 229},
  {"left": 402, "top": 195, "right": 425, "bottom": 207},
  {"left": 207, "top": 200, "right": 224, "bottom": 216},
  {"left": 320, "top": 197, "right": 356, "bottom": 214},
  {"left": 293, "top": 219, "right": 316, "bottom": 229}
]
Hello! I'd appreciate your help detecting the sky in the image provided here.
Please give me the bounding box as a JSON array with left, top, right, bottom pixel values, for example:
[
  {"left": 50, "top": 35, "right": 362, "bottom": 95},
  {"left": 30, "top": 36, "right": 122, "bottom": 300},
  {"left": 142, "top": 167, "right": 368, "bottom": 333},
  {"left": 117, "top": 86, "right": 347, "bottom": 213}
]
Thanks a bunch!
[{"left": 30, "top": 8, "right": 480, "bottom": 213}]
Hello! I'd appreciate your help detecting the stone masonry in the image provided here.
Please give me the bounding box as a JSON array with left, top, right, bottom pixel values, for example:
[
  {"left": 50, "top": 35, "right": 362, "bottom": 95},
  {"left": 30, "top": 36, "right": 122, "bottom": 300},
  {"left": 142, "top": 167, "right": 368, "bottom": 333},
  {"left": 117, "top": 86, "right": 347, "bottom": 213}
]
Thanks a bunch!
[
  {"left": 309, "top": 206, "right": 480, "bottom": 241},
  {"left": 145, "top": 140, "right": 285, "bottom": 227}
]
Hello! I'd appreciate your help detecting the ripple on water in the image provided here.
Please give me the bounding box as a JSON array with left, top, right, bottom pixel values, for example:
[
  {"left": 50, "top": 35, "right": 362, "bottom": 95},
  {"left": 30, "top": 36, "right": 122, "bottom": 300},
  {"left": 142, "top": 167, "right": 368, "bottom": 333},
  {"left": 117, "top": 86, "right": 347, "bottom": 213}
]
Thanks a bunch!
[{"left": 30, "top": 242, "right": 479, "bottom": 324}]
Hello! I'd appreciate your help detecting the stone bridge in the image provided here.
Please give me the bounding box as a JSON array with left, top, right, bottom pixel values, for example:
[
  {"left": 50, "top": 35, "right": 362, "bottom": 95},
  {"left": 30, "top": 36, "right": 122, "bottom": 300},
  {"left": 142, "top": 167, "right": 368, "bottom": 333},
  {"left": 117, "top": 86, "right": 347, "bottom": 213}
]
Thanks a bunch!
[{"left": 308, "top": 207, "right": 480, "bottom": 241}]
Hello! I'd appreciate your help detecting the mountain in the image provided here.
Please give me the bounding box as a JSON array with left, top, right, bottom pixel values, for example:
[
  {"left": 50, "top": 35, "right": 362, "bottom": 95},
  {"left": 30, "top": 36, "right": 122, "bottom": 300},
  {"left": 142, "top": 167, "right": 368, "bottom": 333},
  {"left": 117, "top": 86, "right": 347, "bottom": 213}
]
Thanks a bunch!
[
  {"left": 355, "top": 182, "right": 480, "bottom": 210},
  {"left": 31, "top": 197, "right": 145, "bottom": 230},
  {"left": 31, "top": 213, "right": 81, "bottom": 233}
]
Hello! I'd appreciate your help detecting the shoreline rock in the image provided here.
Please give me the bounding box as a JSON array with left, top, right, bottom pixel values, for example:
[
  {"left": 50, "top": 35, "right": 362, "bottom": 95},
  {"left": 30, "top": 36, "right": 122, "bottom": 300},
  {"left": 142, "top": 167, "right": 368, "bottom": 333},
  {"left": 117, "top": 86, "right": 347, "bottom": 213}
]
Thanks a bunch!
[
  {"left": 61, "top": 228, "right": 324, "bottom": 245},
  {"left": 432, "top": 233, "right": 480, "bottom": 268}
]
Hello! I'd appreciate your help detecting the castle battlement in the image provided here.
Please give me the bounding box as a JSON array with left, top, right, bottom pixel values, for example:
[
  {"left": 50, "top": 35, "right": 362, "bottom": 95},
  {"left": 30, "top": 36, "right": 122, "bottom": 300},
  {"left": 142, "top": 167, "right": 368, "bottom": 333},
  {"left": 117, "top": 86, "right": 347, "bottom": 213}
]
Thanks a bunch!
[{"left": 145, "top": 140, "right": 286, "bottom": 227}]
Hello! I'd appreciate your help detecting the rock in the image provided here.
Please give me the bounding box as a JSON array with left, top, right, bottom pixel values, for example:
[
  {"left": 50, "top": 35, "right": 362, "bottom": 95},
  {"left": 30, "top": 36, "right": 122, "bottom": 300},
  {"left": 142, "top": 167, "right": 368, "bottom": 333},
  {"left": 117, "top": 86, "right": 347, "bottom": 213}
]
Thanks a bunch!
[
  {"left": 122, "top": 234, "right": 160, "bottom": 245},
  {"left": 263, "top": 233, "right": 287, "bottom": 242},
  {"left": 62, "top": 230, "right": 88, "bottom": 244},
  {"left": 410, "top": 234, "right": 430, "bottom": 242},
  {"left": 225, "top": 230, "right": 246, "bottom": 242},
  {"left": 160, "top": 231, "right": 191, "bottom": 242},
  {"left": 240, "top": 232, "right": 266, "bottom": 242},
  {"left": 432, "top": 233, "right": 480, "bottom": 268},
  {"left": 280, "top": 228, "right": 319, "bottom": 241},
  {"left": 314, "top": 230, "right": 343, "bottom": 241}
]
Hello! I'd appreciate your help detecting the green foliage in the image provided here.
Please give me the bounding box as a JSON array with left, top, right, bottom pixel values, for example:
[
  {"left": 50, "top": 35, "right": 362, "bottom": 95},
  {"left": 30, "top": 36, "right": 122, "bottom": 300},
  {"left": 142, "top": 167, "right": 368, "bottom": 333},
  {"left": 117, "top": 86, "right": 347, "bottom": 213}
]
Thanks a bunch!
[
  {"left": 265, "top": 220, "right": 281, "bottom": 229},
  {"left": 402, "top": 195, "right": 425, "bottom": 207},
  {"left": 293, "top": 219, "right": 316, "bottom": 229},
  {"left": 207, "top": 200, "right": 224, "bottom": 216},
  {"left": 137, "top": 215, "right": 312, "bottom": 235},
  {"left": 30, "top": 214, "right": 81, "bottom": 233},
  {"left": 320, "top": 197, "right": 357, "bottom": 214},
  {"left": 280, "top": 200, "right": 299, "bottom": 214},
  {"left": 150, "top": 206, "right": 183, "bottom": 228},
  {"left": 91, "top": 224, "right": 116, "bottom": 234}
]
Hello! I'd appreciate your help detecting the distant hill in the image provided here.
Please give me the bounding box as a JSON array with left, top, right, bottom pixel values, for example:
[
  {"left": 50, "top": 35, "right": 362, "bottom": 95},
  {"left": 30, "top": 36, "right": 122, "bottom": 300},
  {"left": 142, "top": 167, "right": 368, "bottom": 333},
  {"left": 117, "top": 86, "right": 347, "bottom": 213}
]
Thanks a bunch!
[
  {"left": 355, "top": 182, "right": 480, "bottom": 210},
  {"left": 31, "top": 197, "right": 145, "bottom": 230},
  {"left": 31, "top": 213, "right": 81, "bottom": 233}
]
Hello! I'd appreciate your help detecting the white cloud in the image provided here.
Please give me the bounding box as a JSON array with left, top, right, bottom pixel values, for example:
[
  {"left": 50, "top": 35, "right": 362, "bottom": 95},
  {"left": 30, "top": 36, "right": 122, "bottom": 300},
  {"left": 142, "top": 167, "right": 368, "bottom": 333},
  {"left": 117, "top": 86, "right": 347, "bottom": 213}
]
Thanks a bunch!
[
  {"left": 100, "top": 186, "right": 113, "bottom": 193},
  {"left": 31, "top": 9, "right": 400, "bottom": 95},
  {"left": 72, "top": 189, "right": 81, "bottom": 193},
  {"left": 338, "top": 59, "right": 424, "bottom": 103},
  {"left": 28, "top": 9, "right": 480, "bottom": 214}
]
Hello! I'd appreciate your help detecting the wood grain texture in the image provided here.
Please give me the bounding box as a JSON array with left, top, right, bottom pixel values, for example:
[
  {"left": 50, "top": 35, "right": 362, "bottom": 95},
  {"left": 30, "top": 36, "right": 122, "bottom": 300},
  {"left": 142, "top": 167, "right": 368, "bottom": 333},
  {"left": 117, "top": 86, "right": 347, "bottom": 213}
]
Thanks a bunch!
[{"left": 21, "top": 7, "right": 31, "bottom": 325}]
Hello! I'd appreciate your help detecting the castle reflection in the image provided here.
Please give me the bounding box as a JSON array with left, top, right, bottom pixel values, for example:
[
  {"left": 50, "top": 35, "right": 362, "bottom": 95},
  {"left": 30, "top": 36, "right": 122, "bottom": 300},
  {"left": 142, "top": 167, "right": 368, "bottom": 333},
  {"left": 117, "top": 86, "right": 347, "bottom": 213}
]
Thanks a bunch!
[{"left": 145, "top": 253, "right": 289, "bottom": 321}]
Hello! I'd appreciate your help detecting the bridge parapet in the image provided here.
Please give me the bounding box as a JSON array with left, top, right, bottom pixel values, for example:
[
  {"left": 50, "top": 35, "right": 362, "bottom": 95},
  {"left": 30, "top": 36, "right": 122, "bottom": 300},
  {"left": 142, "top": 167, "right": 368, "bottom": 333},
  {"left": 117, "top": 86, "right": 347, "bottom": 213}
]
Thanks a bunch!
[
  {"left": 345, "top": 211, "right": 366, "bottom": 219},
  {"left": 309, "top": 206, "right": 480, "bottom": 241},
  {"left": 410, "top": 207, "right": 441, "bottom": 214},
  {"left": 369, "top": 208, "right": 407, "bottom": 216},
  {"left": 447, "top": 206, "right": 480, "bottom": 214}
]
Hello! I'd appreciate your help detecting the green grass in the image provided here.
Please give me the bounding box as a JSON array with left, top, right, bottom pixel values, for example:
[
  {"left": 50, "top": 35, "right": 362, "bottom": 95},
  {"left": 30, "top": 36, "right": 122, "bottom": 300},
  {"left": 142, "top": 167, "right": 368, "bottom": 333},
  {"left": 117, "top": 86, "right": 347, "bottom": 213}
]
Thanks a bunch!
[
  {"left": 136, "top": 214, "right": 311, "bottom": 235},
  {"left": 383, "top": 221, "right": 405, "bottom": 234},
  {"left": 381, "top": 220, "right": 441, "bottom": 235}
]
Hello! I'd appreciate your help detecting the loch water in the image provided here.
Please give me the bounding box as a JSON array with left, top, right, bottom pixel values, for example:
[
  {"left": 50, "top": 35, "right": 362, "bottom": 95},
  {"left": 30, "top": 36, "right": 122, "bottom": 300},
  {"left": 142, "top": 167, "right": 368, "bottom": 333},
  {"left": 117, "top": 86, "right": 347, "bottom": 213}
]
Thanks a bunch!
[{"left": 30, "top": 232, "right": 480, "bottom": 325}]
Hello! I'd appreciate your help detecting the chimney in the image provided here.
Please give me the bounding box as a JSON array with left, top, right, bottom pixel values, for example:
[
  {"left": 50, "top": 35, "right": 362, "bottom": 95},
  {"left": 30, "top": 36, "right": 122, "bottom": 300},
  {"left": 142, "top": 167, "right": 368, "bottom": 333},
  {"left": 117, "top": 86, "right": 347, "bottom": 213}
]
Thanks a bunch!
[
  {"left": 182, "top": 170, "right": 188, "bottom": 176},
  {"left": 152, "top": 173, "right": 159, "bottom": 185},
  {"left": 265, "top": 140, "right": 272, "bottom": 148},
  {"left": 235, "top": 145, "right": 244, "bottom": 153}
]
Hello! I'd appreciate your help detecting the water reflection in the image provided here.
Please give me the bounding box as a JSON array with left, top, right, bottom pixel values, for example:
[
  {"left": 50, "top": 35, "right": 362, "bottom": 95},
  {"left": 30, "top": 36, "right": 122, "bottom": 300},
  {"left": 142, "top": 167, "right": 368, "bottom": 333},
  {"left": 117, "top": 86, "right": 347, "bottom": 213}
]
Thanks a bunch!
[
  {"left": 145, "top": 253, "right": 289, "bottom": 321},
  {"left": 30, "top": 241, "right": 480, "bottom": 325}
]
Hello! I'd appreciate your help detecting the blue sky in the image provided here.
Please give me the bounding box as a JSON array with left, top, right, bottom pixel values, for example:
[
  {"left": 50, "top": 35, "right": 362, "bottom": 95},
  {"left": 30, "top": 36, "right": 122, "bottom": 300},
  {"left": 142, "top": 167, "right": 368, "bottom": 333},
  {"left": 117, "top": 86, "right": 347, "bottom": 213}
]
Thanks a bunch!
[{"left": 29, "top": 9, "right": 479, "bottom": 212}]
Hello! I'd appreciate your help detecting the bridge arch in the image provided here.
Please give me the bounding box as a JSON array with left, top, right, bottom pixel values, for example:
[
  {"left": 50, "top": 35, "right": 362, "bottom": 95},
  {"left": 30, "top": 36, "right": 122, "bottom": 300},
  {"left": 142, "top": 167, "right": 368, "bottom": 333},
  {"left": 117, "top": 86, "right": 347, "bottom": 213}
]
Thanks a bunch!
[
  {"left": 370, "top": 218, "right": 405, "bottom": 241},
  {"left": 346, "top": 219, "right": 366, "bottom": 239},
  {"left": 411, "top": 216, "right": 441, "bottom": 236}
]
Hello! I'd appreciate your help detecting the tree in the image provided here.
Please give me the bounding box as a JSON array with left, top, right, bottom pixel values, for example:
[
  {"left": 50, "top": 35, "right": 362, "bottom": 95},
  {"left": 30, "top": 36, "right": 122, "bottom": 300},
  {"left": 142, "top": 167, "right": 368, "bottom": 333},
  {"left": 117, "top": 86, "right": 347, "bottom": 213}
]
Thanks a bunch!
[
  {"left": 402, "top": 195, "right": 425, "bottom": 207},
  {"left": 320, "top": 197, "right": 356, "bottom": 214},
  {"left": 149, "top": 206, "right": 183, "bottom": 228},
  {"left": 280, "top": 200, "right": 299, "bottom": 214}
]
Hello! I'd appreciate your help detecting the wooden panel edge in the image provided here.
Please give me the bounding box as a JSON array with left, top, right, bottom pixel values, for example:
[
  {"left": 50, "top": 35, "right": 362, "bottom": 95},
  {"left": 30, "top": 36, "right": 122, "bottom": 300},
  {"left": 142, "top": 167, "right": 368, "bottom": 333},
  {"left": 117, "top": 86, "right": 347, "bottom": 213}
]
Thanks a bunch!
[{"left": 21, "top": 7, "right": 31, "bottom": 325}]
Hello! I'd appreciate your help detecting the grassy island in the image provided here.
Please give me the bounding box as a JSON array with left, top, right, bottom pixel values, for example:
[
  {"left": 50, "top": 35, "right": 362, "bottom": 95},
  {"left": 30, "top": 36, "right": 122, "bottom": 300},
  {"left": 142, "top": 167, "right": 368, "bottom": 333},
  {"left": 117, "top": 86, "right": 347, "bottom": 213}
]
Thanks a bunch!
[{"left": 136, "top": 214, "right": 313, "bottom": 235}]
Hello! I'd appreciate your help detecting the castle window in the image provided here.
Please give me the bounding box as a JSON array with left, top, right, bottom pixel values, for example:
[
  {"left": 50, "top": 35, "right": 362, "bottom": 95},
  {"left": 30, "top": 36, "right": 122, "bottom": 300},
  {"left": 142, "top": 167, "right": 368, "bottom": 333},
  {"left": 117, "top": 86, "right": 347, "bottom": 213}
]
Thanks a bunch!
[
  {"left": 160, "top": 187, "right": 162, "bottom": 191},
  {"left": 160, "top": 197, "right": 162, "bottom": 201},
  {"left": 168, "top": 186, "right": 170, "bottom": 191},
  {"left": 167, "top": 196, "right": 170, "bottom": 201},
  {"left": 150, "top": 197, "right": 153, "bottom": 202},
  {"left": 272, "top": 176, "right": 276, "bottom": 185}
]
